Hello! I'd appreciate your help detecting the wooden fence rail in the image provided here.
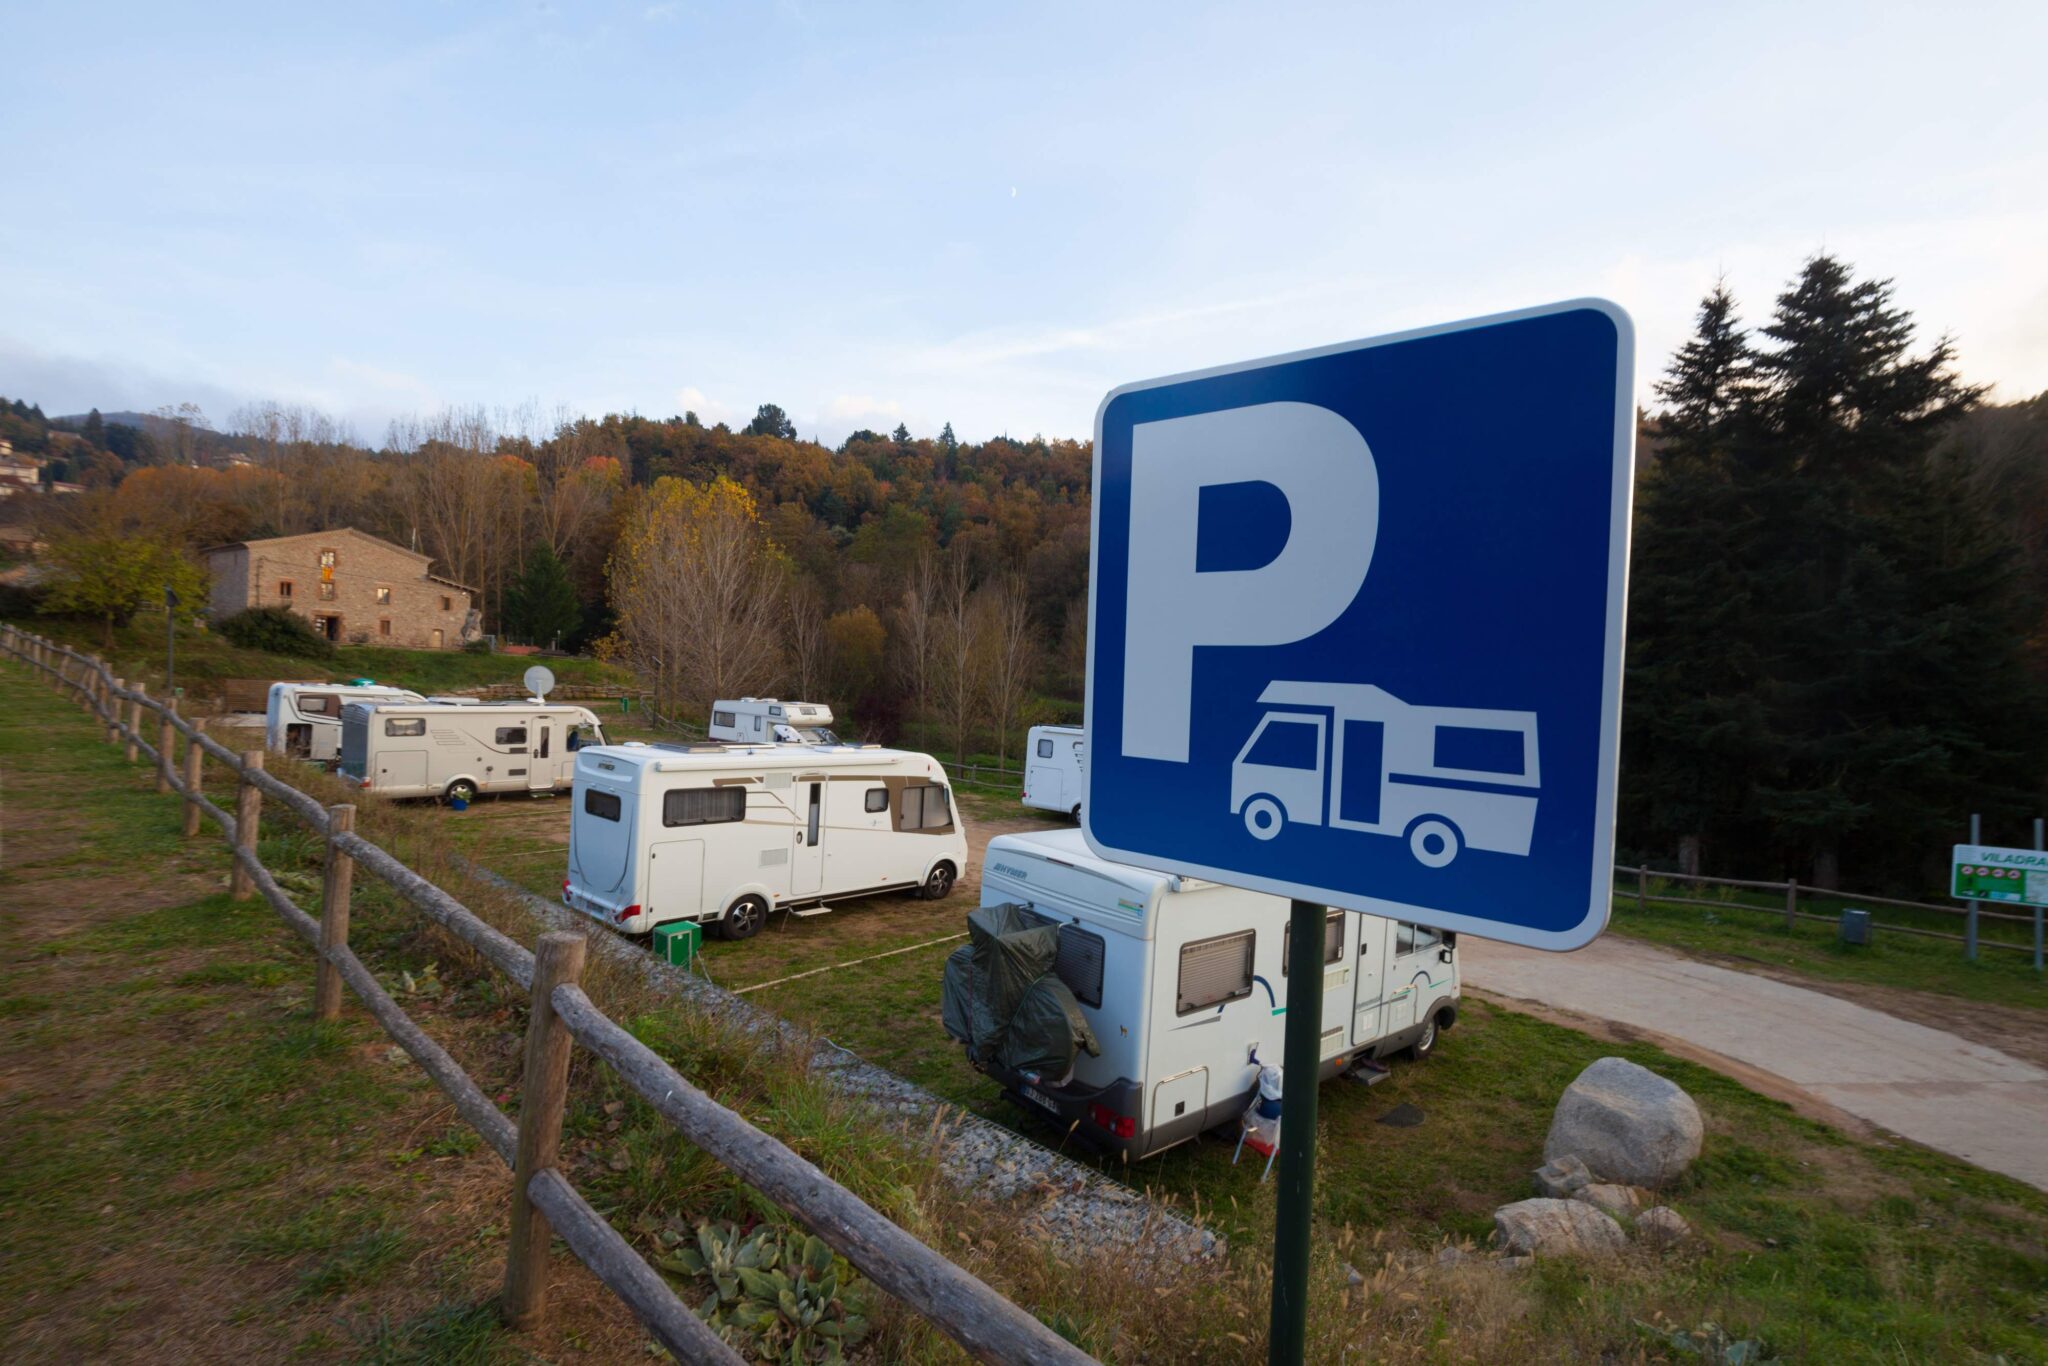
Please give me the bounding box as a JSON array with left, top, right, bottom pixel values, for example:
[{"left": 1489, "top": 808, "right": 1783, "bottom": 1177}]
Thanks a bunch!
[{"left": 0, "top": 626, "right": 1094, "bottom": 1366}]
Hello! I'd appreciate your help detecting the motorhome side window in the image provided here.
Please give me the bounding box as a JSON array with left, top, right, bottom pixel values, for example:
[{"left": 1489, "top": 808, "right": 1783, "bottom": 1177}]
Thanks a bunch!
[
  {"left": 864, "top": 788, "right": 889, "bottom": 814},
  {"left": 1281, "top": 909, "right": 1346, "bottom": 974},
  {"left": 568, "top": 723, "right": 598, "bottom": 751},
  {"left": 384, "top": 718, "right": 426, "bottom": 737},
  {"left": 583, "top": 789, "right": 621, "bottom": 822},
  {"left": 664, "top": 787, "right": 746, "bottom": 827},
  {"left": 1396, "top": 922, "right": 1442, "bottom": 955},
  {"left": 1177, "top": 930, "right": 1255, "bottom": 1015},
  {"left": 899, "top": 784, "right": 951, "bottom": 830},
  {"left": 1036, "top": 737, "right": 1054, "bottom": 758},
  {"left": 301, "top": 695, "right": 335, "bottom": 715},
  {"left": 713, "top": 710, "right": 735, "bottom": 728},
  {"left": 494, "top": 726, "right": 527, "bottom": 746}
]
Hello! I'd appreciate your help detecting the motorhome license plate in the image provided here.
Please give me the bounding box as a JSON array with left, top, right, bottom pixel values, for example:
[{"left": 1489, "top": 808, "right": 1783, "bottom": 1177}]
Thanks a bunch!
[{"left": 1021, "top": 1087, "right": 1059, "bottom": 1114}]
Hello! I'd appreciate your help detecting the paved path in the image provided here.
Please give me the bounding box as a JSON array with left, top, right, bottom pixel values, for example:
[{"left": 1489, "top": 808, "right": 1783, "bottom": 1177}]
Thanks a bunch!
[{"left": 1462, "top": 935, "right": 2048, "bottom": 1191}]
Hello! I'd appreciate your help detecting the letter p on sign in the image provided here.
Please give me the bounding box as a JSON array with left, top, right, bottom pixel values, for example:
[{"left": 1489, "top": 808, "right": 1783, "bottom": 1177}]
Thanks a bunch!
[{"left": 1122, "top": 402, "right": 1377, "bottom": 763}]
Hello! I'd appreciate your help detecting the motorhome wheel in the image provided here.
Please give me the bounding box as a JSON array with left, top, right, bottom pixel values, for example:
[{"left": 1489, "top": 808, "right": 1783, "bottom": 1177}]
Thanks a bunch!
[
  {"left": 720, "top": 895, "right": 768, "bottom": 940},
  {"left": 920, "top": 862, "right": 957, "bottom": 901},
  {"left": 1070, "top": 804, "right": 1082, "bottom": 822},
  {"left": 1406, "top": 817, "right": 1461, "bottom": 868},
  {"left": 1409, "top": 1011, "right": 1440, "bottom": 1060},
  {"left": 443, "top": 778, "right": 479, "bottom": 806},
  {"left": 1242, "top": 795, "right": 1285, "bottom": 841}
]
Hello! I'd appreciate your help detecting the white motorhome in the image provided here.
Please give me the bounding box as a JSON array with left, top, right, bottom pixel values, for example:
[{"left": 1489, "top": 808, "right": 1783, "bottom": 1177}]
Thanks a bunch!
[
  {"left": 267, "top": 683, "right": 425, "bottom": 761},
  {"left": 1231, "top": 682, "right": 1540, "bottom": 867},
  {"left": 963, "top": 827, "right": 1460, "bottom": 1159},
  {"left": 563, "top": 742, "right": 967, "bottom": 940},
  {"left": 337, "top": 701, "right": 606, "bottom": 802},
  {"left": 1022, "top": 724, "right": 1086, "bottom": 818},
  {"left": 707, "top": 698, "right": 838, "bottom": 745}
]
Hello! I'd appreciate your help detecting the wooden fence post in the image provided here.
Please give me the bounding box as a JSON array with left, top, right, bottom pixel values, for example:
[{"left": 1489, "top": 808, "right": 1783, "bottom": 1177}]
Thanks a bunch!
[
  {"left": 231, "top": 751, "right": 264, "bottom": 899},
  {"left": 107, "top": 679, "right": 125, "bottom": 745},
  {"left": 1784, "top": 879, "right": 1798, "bottom": 933},
  {"left": 182, "top": 734, "right": 205, "bottom": 838},
  {"left": 504, "top": 931, "right": 589, "bottom": 1330},
  {"left": 315, "top": 805, "right": 357, "bottom": 1021},
  {"left": 157, "top": 703, "right": 177, "bottom": 795},
  {"left": 126, "top": 683, "right": 147, "bottom": 763}
]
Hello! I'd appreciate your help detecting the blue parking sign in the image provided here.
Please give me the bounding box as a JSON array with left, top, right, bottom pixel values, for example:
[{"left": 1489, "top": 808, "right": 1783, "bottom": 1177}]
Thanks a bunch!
[{"left": 1082, "top": 300, "right": 1634, "bottom": 950}]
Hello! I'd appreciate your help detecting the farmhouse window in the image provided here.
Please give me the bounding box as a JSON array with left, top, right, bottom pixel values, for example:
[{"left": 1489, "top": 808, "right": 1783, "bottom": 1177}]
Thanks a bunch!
[
  {"left": 319, "top": 582, "right": 336, "bottom": 601},
  {"left": 1177, "top": 930, "right": 1255, "bottom": 1015},
  {"left": 440, "top": 596, "right": 452, "bottom": 611},
  {"left": 663, "top": 787, "right": 746, "bottom": 827},
  {"left": 378, "top": 619, "right": 392, "bottom": 637},
  {"left": 375, "top": 586, "right": 392, "bottom": 605},
  {"left": 277, "top": 580, "right": 293, "bottom": 598}
]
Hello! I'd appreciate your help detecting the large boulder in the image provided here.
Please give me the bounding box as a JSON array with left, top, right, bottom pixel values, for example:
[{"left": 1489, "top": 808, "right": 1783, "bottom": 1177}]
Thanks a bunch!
[
  {"left": 1491, "top": 1198, "right": 1628, "bottom": 1258},
  {"left": 1636, "top": 1206, "right": 1692, "bottom": 1247},
  {"left": 1544, "top": 1057, "right": 1703, "bottom": 1188}
]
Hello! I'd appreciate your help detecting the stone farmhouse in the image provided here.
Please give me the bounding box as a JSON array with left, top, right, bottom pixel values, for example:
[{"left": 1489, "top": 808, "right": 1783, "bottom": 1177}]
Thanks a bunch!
[{"left": 203, "top": 528, "right": 477, "bottom": 649}]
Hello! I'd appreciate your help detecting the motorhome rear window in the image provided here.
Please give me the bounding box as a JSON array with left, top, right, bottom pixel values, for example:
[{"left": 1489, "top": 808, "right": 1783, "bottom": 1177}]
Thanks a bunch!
[
  {"left": 899, "top": 784, "right": 951, "bottom": 830},
  {"left": 1281, "top": 909, "right": 1346, "bottom": 974},
  {"left": 495, "top": 726, "right": 528, "bottom": 745},
  {"left": 1433, "top": 725, "right": 1524, "bottom": 775},
  {"left": 1036, "top": 737, "right": 1054, "bottom": 758},
  {"left": 1177, "top": 930, "right": 1255, "bottom": 1015},
  {"left": 864, "top": 787, "right": 889, "bottom": 813},
  {"left": 584, "top": 789, "right": 621, "bottom": 822},
  {"left": 384, "top": 718, "right": 426, "bottom": 737},
  {"left": 1055, "top": 925, "right": 1105, "bottom": 1009},
  {"left": 664, "top": 787, "right": 746, "bottom": 827}
]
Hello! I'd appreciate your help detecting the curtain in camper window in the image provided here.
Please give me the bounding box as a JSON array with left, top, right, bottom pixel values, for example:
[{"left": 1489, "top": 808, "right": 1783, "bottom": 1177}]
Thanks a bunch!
[
  {"left": 1281, "top": 908, "right": 1345, "bottom": 974},
  {"left": 1177, "top": 930, "right": 1255, "bottom": 1015},
  {"left": 664, "top": 786, "right": 746, "bottom": 827},
  {"left": 899, "top": 784, "right": 952, "bottom": 830}
]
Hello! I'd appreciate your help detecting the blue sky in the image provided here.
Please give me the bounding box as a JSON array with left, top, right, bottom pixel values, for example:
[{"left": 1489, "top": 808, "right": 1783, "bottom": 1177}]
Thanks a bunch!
[{"left": 4, "top": 1, "right": 2045, "bottom": 446}]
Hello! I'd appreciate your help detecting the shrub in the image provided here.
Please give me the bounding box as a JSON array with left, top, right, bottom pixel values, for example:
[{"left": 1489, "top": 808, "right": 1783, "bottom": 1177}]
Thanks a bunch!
[{"left": 216, "top": 606, "right": 334, "bottom": 659}]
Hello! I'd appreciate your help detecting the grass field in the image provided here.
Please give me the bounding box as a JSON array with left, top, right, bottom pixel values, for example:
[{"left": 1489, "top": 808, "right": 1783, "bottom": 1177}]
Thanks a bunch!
[
  {"left": 10, "top": 655, "right": 2048, "bottom": 1361},
  {"left": 7, "top": 616, "right": 632, "bottom": 702}
]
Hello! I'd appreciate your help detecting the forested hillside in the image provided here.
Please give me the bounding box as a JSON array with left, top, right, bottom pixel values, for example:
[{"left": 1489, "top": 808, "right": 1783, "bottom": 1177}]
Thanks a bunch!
[{"left": 9, "top": 254, "right": 2047, "bottom": 891}]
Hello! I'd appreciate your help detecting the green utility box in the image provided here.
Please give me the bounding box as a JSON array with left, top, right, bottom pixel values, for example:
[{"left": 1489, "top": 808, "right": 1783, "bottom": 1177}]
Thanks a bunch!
[{"left": 651, "top": 920, "right": 701, "bottom": 967}]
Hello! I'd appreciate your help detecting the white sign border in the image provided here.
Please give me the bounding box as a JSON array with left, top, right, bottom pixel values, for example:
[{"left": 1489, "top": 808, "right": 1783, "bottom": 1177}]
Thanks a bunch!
[{"left": 1080, "top": 297, "right": 1637, "bottom": 952}]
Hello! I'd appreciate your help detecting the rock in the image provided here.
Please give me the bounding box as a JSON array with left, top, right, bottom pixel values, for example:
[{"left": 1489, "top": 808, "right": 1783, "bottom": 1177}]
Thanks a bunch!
[
  {"left": 1435, "top": 1245, "right": 1469, "bottom": 1266},
  {"left": 1573, "top": 1183, "right": 1650, "bottom": 1219},
  {"left": 1491, "top": 1198, "right": 1628, "bottom": 1258},
  {"left": 1544, "top": 1057, "right": 1703, "bottom": 1188},
  {"left": 1532, "top": 1153, "right": 1593, "bottom": 1199},
  {"left": 1636, "top": 1206, "right": 1692, "bottom": 1247}
]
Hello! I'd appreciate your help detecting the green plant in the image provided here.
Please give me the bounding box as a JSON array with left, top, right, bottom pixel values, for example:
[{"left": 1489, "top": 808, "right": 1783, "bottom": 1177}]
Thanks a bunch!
[
  {"left": 215, "top": 605, "right": 334, "bottom": 659},
  {"left": 659, "top": 1221, "right": 870, "bottom": 1363}
]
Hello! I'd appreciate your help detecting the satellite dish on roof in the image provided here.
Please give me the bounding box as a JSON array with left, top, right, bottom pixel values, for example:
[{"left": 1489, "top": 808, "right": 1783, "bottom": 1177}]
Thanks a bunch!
[{"left": 523, "top": 665, "right": 556, "bottom": 701}]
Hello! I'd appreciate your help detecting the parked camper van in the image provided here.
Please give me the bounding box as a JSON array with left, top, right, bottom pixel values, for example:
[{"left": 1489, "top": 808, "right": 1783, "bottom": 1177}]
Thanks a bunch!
[
  {"left": 563, "top": 742, "right": 967, "bottom": 939},
  {"left": 707, "top": 698, "right": 838, "bottom": 745},
  {"left": 958, "top": 827, "right": 1460, "bottom": 1159},
  {"left": 1231, "top": 682, "right": 1539, "bottom": 867},
  {"left": 267, "top": 682, "right": 425, "bottom": 761},
  {"left": 338, "top": 701, "right": 606, "bottom": 802},
  {"left": 1022, "top": 724, "right": 1085, "bottom": 818}
]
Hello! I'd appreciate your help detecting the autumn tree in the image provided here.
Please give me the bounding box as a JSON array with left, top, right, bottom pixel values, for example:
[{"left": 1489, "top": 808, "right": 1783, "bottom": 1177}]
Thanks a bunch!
[
  {"left": 931, "top": 549, "right": 981, "bottom": 761},
  {"left": 607, "top": 475, "right": 786, "bottom": 716},
  {"left": 39, "top": 534, "right": 207, "bottom": 646},
  {"left": 976, "top": 574, "right": 1037, "bottom": 767},
  {"left": 785, "top": 574, "right": 830, "bottom": 702}
]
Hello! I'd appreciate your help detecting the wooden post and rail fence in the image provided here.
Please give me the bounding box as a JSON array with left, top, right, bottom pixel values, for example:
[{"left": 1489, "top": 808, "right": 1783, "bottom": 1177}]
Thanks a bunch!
[{"left": 0, "top": 625, "right": 1094, "bottom": 1366}]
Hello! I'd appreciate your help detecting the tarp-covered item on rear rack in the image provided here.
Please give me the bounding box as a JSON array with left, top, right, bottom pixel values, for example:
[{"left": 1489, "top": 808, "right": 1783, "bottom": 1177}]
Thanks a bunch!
[{"left": 940, "top": 902, "right": 1099, "bottom": 1082}]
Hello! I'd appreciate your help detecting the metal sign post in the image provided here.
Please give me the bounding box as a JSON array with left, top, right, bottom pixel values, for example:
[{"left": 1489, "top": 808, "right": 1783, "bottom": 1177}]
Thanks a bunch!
[{"left": 1082, "top": 301, "right": 1636, "bottom": 1364}]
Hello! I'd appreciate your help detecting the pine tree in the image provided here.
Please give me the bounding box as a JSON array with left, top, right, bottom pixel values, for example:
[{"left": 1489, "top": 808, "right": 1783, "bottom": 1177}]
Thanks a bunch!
[
  {"left": 83, "top": 408, "right": 105, "bottom": 449},
  {"left": 1623, "top": 283, "right": 1773, "bottom": 875},
  {"left": 503, "top": 544, "right": 582, "bottom": 648},
  {"left": 1745, "top": 255, "right": 2003, "bottom": 886}
]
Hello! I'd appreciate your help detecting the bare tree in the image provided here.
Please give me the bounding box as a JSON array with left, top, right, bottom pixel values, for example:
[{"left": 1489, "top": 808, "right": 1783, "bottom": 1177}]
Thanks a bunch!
[
  {"left": 786, "top": 575, "right": 830, "bottom": 702},
  {"left": 893, "top": 548, "right": 941, "bottom": 747},
  {"left": 976, "top": 573, "right": 1038, "bottom": 769},
  {"left": 931, "top": 549, "right": 981, "bottom": 763}
]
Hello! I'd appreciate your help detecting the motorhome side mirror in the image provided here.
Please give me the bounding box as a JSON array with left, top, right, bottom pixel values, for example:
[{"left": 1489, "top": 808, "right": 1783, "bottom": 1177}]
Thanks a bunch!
[{"left": 1439, "top": 946, "right": 1455, "bottom": 964}]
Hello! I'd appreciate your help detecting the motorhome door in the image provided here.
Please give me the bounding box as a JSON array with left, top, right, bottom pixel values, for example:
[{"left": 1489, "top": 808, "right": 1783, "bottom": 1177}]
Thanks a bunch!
[
  {"left": 647, "top": 839, "right": 705, "bottom": 925},
  {"left": 791, "top": 777, "right": 825, "bottom": 895},
  {"left": 527, "top": 718, "right": 553, "bottom": 791},
  {"left": 1286, "top": 908, "right": 1353, "bottom": 1062},
  {"left": 1382, "top": 922, "right": 1446, "bottom": 1037},
  {"left": 1351, "top": 917, "right": 1389, "bottom": 1046}
]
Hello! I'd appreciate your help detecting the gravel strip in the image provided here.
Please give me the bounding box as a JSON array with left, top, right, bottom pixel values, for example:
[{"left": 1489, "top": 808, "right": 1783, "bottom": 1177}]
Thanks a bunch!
[{"left": 464, "top": 862, "right": 1221, "bottom": 1264}]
